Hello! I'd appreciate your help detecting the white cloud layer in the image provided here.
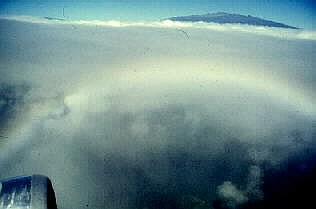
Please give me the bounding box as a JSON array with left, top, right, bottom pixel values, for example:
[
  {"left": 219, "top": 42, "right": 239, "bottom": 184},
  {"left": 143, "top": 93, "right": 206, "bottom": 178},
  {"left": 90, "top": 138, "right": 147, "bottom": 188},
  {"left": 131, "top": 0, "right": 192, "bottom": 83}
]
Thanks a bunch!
[
  {"left": 0, "top": 16, "right": 315, "bottom": 209},
  {"left": 1, "top": 15, "right": 316, "bottom": 40}
]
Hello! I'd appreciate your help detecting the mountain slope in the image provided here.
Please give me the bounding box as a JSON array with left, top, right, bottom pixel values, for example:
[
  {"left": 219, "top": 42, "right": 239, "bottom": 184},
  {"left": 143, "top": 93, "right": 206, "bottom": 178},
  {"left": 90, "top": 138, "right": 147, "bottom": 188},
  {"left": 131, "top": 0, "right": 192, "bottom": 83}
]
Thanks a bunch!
[{"left": 166, "top": 12, "right": 298, "bottom": 29}]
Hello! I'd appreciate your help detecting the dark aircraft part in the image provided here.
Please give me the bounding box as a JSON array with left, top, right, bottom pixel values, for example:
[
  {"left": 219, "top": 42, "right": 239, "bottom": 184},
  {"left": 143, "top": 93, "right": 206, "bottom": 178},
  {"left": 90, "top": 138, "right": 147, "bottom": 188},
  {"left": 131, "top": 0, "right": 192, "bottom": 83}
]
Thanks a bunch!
[{"left": 0, "top": 175, "right": 57, "bottom": 209}]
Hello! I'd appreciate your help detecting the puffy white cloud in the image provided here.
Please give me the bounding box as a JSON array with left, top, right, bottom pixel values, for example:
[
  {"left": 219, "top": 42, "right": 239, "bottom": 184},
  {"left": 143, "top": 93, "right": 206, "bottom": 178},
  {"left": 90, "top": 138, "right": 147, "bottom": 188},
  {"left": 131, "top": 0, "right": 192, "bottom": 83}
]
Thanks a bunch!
[
  {"left": 217, "top": 166, "right": 263, "bottom": 209},
  {"left": 217, "top": 181, "right": 248, "bottom": 208},
  {"left": 218, "top": 181, "right": 248, "bottom": 203}
]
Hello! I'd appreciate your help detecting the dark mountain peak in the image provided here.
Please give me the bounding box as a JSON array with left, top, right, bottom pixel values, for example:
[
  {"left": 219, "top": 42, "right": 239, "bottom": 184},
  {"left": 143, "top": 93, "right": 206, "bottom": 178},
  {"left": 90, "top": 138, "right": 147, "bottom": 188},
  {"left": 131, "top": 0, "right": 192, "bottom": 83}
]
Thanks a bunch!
[
  {"left": 44, "top": 16, "right": 65, "bottom": 21},
  {"left": 166, "top": 12, "right": 299, "bottom": 29},
  {"left": 205, "top": 12, "right": 230, "bottom": 16}
]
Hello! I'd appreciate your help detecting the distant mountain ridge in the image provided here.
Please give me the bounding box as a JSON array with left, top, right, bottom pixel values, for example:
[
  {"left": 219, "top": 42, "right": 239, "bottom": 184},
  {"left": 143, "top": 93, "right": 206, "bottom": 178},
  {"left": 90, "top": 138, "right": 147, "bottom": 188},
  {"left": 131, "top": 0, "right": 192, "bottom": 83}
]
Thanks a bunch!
[
  {"left": 166, "top": 12, "right": 298, "bottom": 29},
  {"left": 44, "top": 16, "right": 65, "bottom": 21}
]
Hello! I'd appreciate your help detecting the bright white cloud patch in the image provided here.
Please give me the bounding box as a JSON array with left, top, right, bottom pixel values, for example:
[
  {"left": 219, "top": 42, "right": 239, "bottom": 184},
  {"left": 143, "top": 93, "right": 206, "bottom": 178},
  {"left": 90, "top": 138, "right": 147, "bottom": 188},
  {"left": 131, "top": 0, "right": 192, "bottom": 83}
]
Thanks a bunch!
[
  {"left": 217, "top": 165, "right": 264, "bottom": 208},
  {"left": 218, "top": 181, "right": 248, "bottom": 205}
]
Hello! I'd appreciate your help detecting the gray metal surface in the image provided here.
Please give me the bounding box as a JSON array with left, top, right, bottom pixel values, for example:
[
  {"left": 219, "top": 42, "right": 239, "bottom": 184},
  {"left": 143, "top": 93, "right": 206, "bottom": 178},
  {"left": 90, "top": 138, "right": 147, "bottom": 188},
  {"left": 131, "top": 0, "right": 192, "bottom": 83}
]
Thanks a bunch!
[{"left": 0, "top": 175, "right": 57, "bottom": 209}]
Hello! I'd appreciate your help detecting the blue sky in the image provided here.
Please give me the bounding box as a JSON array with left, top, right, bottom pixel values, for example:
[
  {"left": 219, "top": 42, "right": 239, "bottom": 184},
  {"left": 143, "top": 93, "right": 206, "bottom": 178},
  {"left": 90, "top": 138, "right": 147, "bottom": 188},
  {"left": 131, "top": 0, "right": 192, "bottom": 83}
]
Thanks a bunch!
[{"left": 0, "top": 0, "right": 315, "bottom": 29}]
